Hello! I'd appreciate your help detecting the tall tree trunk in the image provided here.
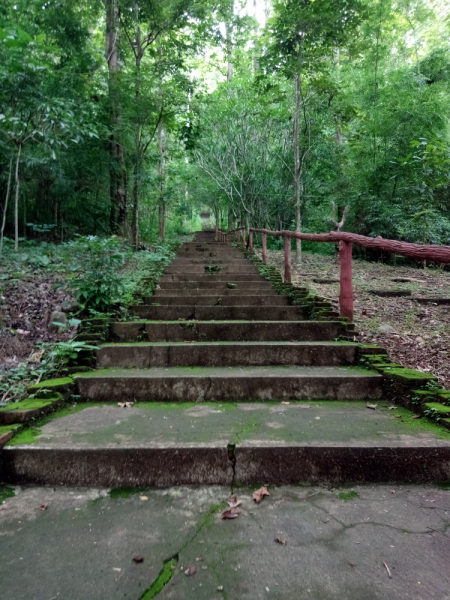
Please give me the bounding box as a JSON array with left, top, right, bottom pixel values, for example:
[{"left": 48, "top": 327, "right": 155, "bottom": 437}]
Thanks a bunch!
[
  {"left": 293, "top": 72, "right": 301, "bottom": 263},
  {"left": 14, "top": 144, "right": 21, "bottom": 253},
  {"left": 225, "top": 22, "right": 233, "bottom": 82},
  {"left": 0, "top": 157, "right": 13, "bottom": 255},
  {"left": 106, "top": 0, "right": 127, "bottom": 235},
  {"left": 158, "top": 123, "right": 165, "bottom": 239},
  {"left": 131, "top": 3, "right": 142, "bottom": 248}
]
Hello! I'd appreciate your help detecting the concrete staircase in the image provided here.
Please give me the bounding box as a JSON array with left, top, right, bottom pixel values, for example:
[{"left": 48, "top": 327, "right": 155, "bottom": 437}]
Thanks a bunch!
[{"left": 3, "top": 231, "right": 450, "bottom": 486}]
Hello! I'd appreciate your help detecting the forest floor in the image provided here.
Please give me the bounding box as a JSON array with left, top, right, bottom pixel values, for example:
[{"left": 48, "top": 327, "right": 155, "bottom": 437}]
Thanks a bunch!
[{"left": 255, "top": 249, "right": 450, "bottom": 389}]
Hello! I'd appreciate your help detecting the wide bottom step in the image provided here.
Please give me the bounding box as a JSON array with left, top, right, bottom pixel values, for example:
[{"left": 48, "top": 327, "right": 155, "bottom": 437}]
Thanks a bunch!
[{"left": 4, "top": 402, "right": 450, "bottom": 486}]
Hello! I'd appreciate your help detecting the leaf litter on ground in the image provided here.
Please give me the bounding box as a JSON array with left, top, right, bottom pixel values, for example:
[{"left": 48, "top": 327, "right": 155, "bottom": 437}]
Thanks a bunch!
[{"left": 253, "top": 486, "right": 270, "bottom": 504}]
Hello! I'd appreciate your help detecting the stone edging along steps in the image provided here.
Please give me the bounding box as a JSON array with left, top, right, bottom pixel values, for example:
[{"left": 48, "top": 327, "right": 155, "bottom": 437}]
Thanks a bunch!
[{"left": 1, "top": 230, "right": 450, "bottom": 486}]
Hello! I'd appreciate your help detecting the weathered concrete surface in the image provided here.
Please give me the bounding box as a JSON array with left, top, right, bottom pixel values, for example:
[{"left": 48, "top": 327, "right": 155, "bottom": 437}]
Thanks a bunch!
[
  {"left": 146, "top": 294, "right": 290, "bottom": 306},
  {"left": 110, "top": 320, "right": 349, "bottom": 343},
  {"left": 158, "top": 280, "right": 272, "bottom": 289},
  {"left": 164, "top": 265, "right": 260, "bottom": 274},
  {"left": 1, "top": 484, "right": 450, "bottom": 600},
  {"left": 5, "top": 401, "right": 450, "bottom": 486},
  {"left": 131, "top": 305, "right": 304, "bottom": 321},
  {"left": 153, "top": 288, "right": 279, "bottom": 297},
  {"left": 159, "top": 273, "right": 266, "bottom": 282},
  {"left": 75, "top": 366, "right": 382, "bottom": 402},
  {"left": 95, "top": 341, "right": 359, "bottom": 369}
]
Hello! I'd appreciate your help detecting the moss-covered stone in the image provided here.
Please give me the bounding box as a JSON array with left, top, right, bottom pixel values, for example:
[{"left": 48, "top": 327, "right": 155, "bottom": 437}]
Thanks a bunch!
[
  {"left": 0, "top": 396, "right": 61, "bottom": 413},
  {"left": 27, "top": 377, "right": 73, "bottom": 398},
  {"left": 424, "top": 403, "right": 450, "bottom": 417},
  {"left": 384, "top": 368, "right": 437, "bottom": 387}
]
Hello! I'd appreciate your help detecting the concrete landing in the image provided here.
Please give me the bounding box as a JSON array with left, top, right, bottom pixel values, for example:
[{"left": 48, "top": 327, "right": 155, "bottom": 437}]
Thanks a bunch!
[
  {"left": 1, "top": 484, "right": 450, "bottom": 600},
  {"left": 3, "top": 402, "right": 450, "bottom": 486}
]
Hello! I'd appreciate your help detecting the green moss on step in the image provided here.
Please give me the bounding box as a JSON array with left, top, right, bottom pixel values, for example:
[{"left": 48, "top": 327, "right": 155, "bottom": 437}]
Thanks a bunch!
[
  {"left": 5, "top": 403, "right": 104, "bottom": 446},
  {"left": 424, "top": 403, "right": 450, "bottom": 415},
  {"left": 139, "top": 557, "right": 178, "bottom": 600},
  {"left": 385, "top": 368, "right": 437, "bottom": 384},
  {"left": 0, "top": 485, "right": 15, "bottom": 504},
  {"left": 0, "top": 397, "right": 61, "bottom": 413},
  {"left": 27, "top": 377, "right": 73, "bottom": 394},
  {"left": 109, "top": 486, "right": 148, "bottom": 499},
  {"left": 338, "top": 490, "right": 359, "bottom": 501},
  {"left": 0, "top": 424, "right": 22, "bottom": 436}
]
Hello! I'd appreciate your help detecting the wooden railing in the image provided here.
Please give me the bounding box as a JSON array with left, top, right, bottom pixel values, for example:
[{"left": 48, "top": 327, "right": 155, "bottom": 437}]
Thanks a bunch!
[{"left": 215, "top": 226, "right": 450, "bottom": 322}]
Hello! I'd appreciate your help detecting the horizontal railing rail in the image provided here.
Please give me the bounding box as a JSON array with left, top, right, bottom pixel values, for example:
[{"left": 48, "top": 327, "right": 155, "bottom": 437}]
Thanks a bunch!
[{"left": 215, "top": 225, "right": 450, "bottom": 322}]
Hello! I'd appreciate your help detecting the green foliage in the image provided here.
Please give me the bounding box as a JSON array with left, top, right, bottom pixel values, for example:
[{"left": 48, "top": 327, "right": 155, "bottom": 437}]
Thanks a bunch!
[
  {"left": 69, "top": 237, "right": 129, "bottom": 312},
  {"left": 49, "top": 339, "right": 98, "bottom": 369}
]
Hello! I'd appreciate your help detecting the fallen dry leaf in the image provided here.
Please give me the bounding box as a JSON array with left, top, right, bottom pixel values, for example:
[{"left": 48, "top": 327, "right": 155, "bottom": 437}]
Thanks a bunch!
[
  {"left": 388, "top": 406, "right": 397, "bottom": 410},
  {"left": 412, "top": 415, "right": 421, "bottom": 419},
  {"left": 113, "top": 567, "right": 121, "bottom": 572},
  {"left": 227, "top": 495, "right": 242, "bottom": 508},
  {"left": 29, "top": 350, "right": 44, "bottom": 363},
  {"left": 217, "top": 585, "right": 224, "bottom": 591},
  {"left": 253, "top": 486, "right": 270, "bottom": 504},
  {"left": 281, "top": 401, "right": 290, "bottom": 405},
  {"left": 275, "top": 537, "right": 287, "bottom": 545},
  {"left": 132, "top": 556, "right": 144, "bottom": 563},
  {"left": 184, "top": 565, "right": 196, "bottom": 576},
  {"left": 17, "top": 329, "right": 30, "bottom": 335},
  {"left": 366, "top": 404, "right": 377, "bottom": 410},
  {"left": 40, "top": 504, "right": 48, "bottom": 511},
  {"left": 221, "top": 507, "right": 242, "bottom": 520},
  {"left": 139, "top": 496, "right": 148, "bottom": 501}
]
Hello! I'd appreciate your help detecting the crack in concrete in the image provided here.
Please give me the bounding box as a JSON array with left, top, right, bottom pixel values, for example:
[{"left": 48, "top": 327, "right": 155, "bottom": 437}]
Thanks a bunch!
[{"left": 137, "top": 500, "right": 226, "bottom": 599}]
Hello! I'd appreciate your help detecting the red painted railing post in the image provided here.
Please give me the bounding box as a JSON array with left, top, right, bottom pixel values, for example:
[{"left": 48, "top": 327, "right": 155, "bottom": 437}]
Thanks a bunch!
[
  {"left": 339, "top": 241, "right": 353, "bottom": 322},
  {"left": 262, "top": 233, "right": 267, "bottom": 264},
  {"left": 249, "top": 230, "right": 253, "bottom": 251},
  {"left": 284, "top": 235, "right": 292, "bottom": 283}
]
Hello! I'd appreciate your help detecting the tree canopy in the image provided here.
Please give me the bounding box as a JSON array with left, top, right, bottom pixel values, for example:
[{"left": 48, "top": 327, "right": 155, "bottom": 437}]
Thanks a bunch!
[{"left": 0, "top": 0, "right": 449, "bottom": 254}]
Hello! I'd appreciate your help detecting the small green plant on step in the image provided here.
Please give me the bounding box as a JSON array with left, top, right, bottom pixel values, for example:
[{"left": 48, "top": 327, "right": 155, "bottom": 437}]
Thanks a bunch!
[
  {"left": 49, "top": 340, "right": 99, "bottom": 371},
  {"left": 424, "top": 406, "right": 441, "bottom": 422}
]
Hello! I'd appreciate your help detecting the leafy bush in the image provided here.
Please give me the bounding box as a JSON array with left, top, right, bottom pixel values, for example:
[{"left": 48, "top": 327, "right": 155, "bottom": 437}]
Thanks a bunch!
[
  {"left": 68, "top": 236, "right": 130, "bottom": 312},
  {"left": 49, "top": 339, "right": 98, "bottom": 369}
]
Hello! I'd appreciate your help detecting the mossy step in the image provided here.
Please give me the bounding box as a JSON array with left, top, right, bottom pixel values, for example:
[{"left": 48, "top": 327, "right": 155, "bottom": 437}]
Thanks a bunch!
[
  {"left": 0, "top": 394, "right": 64, "bottom": 425},
  {"left": 424, "top": 403, "right": 450, "bottom": 417},
  {"left": 384, "top": 368, "right": 437, "bottom": 387},
  {"left": 0, "top": 424, "right": 22, "bottom": 448},
  {"left": 27, "top": 377, "right": 73, "bottom": 398}
]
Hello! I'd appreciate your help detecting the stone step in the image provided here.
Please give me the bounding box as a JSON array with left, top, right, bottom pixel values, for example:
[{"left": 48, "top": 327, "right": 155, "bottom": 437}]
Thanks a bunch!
[
  {"left": 146, "top": 295, "right": 289, "bottom": 306},
  {"left": 164, "top": 265, "right": 260, "bottom": 274},
  {"left": 171, "top": 258, "right": 250, "bottom": 265},
  {"left": 153, "top": 288, "right": 280, "bottom": 297},
  {"left": 110, "top": 320, "right": 350, "bottom": 343},
  {"left": 96, "top": 341, "right": 359, "bottom": 369},
  {"left": 159, "top": 273, "right": 266, "bottom": 282},
  {"left": 158, "top": 280, "right": 273, "bottom": 290},
  {"left": 75, "top": 366, "right": 382, "bottom": 402},
  {"left": 131, "top": 305, "right": 304, "bottom": 321},
  {"left": 5, "top": 401, "right": 448, "bottom": 486}
]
